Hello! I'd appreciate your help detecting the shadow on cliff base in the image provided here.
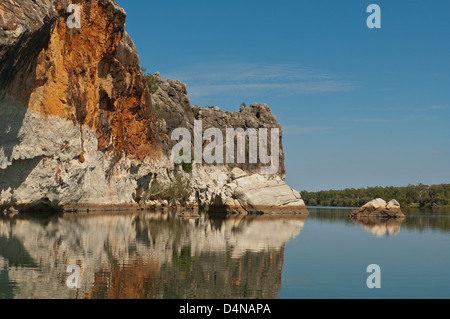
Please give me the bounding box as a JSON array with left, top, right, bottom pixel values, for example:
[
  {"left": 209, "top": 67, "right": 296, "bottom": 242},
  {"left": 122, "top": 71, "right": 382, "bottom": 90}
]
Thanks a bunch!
[{"left": 0, "top": 11, "right": 56, "bottom": 209}]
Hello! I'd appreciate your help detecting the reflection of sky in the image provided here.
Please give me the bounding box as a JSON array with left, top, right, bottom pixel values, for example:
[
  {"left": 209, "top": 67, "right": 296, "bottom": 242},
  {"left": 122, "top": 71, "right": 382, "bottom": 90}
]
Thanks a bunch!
[{"left": 281, "top": 213, "right": 450, "bottom": 299}]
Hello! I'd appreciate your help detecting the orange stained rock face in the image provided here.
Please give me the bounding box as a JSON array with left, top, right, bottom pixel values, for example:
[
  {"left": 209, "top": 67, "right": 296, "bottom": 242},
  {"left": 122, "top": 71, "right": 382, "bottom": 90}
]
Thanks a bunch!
[{"left": 28, "top": 0, "right": 162, "bottom": 160}]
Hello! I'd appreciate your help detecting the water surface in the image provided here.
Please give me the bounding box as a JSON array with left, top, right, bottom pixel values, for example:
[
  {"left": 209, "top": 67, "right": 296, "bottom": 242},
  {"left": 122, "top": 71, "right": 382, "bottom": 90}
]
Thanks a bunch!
[
  {"left": 281, "top": 207, "right": 450, "bottom": 299},
  {"left": 0, "top": 207, "right": 449, "bottom": 299}
]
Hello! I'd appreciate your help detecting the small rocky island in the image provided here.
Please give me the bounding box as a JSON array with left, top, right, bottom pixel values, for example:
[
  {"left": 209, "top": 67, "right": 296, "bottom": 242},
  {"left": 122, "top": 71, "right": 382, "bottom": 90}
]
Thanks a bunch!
[{"left": 349, "top": 198, "right": 406, "bottom": 219}]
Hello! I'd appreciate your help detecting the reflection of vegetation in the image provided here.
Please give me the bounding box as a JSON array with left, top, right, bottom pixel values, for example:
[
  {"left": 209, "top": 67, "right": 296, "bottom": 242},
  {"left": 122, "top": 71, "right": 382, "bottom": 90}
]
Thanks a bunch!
[
  {"left": 172, "top": 246, "right": 200, "bottom": 279},
  {"left": 0, "top": 236, "right": 38, "bottom": 268},
  {"left": 301, "top": 184, "right": 450, "bottom": 208},
  {"left": 307, "top": 207, "right": 355, "bottom": 225},
  {"left": 308, "top": 207, "right": 450, "bottom": 234},
  {"left": 401, "top": 208, "right": 450, "bottom": 234}
]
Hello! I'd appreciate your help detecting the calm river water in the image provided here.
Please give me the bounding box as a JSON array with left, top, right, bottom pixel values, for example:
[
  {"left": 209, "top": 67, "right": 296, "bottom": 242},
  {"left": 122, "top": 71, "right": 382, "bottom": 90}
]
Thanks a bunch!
[{"left": 0, "top": 207, "right": 449, "bottom": 299}]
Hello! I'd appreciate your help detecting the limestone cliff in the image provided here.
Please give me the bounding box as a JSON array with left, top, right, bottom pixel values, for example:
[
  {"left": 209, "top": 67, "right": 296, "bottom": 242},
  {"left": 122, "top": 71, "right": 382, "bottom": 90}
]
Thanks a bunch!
[{"left": 0, "top": 0, "right": 307, "bottom": 215}]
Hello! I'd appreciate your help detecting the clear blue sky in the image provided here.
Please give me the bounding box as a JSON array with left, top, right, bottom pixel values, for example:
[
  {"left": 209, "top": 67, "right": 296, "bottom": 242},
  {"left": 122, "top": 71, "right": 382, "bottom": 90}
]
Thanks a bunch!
[{"left": 116, "top": 0, "right": 450, "bottom": 192}]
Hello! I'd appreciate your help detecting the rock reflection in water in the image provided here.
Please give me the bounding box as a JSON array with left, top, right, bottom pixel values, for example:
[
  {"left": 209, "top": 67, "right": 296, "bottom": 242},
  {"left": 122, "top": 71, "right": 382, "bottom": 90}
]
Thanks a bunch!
[
  {"left": 0, "top": 212, "right": 307, "bottom": 299},
  {"left": 351, "top": 217, "right": 405, "bottom": 237}
]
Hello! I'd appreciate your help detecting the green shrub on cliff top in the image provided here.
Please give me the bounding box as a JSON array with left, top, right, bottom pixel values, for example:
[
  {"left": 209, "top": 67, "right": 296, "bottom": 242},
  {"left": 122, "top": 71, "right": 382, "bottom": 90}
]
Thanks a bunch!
[
  {"left": 145, "top": 74, "right": 158, "bottom": 94},
  {"left": 140, "top": 67, "right": 159, "bottom": 94}
]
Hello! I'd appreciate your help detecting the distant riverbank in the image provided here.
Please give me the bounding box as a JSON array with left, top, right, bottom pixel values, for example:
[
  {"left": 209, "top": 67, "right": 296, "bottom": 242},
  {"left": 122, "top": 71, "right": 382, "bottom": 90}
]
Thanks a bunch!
[{"left": 301, "top": 183, "right": 450, "bottom": 209}]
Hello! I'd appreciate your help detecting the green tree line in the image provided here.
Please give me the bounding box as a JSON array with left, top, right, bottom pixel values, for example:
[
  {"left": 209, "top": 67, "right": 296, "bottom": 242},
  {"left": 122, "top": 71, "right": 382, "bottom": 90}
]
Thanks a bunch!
[{"left": 300, "top": 184, "right": 450, "bottom": 208}]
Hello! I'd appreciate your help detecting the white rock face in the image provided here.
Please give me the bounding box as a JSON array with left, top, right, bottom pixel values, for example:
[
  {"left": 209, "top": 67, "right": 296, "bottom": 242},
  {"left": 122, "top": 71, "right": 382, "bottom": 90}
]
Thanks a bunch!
[
  {"left": 0, "top": 101, "right": 172, "bottom": 208},
  {"left": 387, "top": 199, "right": 401, "bottom": 209},
  {"left": 233, "top": 174, "right": 304, "bottom": 206},
  {"left": 209, "top": 173, "right": 307, "bottom": 214},
  {"left": 363, "top": 198, "right": 388, "bottom": 209},
  {"left": 362, "top": 198, "right": 401, "bottom": 210}
]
